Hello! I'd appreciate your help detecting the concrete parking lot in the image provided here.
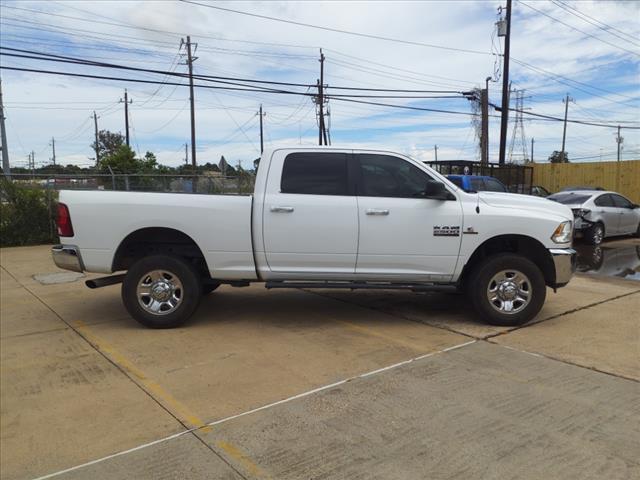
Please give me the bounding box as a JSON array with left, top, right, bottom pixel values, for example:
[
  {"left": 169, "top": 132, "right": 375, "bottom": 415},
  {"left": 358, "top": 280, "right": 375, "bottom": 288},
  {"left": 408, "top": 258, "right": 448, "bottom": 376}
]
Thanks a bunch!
[{"left": 1, "top": 241, "right": 639, "bottom": 480}]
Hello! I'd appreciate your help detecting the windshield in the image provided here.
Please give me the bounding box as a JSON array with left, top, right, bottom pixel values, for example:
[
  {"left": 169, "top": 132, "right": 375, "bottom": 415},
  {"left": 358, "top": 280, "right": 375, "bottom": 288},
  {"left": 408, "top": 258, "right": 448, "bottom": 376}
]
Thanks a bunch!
[{"left": 548, "top": 193, "right": 592, "bottom": 205}]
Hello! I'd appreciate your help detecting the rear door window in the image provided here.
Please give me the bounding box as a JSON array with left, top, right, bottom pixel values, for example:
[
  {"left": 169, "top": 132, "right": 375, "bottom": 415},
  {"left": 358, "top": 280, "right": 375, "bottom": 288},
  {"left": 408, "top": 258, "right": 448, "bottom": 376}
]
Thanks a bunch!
[
  {"left": 594, "top": 194, "right": 614, "bottom": 207},
  {"left": 281, "top": 152, "right": 349, "bottom": 195}
]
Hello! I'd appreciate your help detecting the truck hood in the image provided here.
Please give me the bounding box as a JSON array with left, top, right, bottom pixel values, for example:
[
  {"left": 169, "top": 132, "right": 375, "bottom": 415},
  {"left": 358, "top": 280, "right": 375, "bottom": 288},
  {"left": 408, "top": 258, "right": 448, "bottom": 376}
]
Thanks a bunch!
[{"left": 478, "top": 192, "right": 573, "bottom": 221}]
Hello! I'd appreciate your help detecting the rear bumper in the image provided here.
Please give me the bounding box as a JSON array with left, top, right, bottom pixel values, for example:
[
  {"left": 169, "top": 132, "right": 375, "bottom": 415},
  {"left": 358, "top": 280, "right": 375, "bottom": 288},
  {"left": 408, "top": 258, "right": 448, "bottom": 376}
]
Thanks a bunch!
[
  {"left": 52, "top": 244, "right": 85, "bottom": 273},
  {"left": 549, "top": 248, "right": 577, "bottom": 287}
]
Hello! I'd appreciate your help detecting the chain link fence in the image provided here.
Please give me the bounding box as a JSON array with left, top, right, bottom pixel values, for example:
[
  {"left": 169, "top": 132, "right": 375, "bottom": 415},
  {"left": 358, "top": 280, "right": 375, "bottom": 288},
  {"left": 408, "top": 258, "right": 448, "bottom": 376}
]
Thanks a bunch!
[
  {"left": 0, "top": 173, "right": 256, "bottom": 247},
  {"left": 6, "top": 172, "right": 256, "bottom": 195}
]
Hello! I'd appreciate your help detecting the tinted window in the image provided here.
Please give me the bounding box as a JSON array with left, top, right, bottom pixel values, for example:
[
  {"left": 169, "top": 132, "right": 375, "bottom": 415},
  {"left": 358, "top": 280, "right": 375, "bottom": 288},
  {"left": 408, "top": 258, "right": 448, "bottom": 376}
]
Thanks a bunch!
[
  {"left": 358, "top": 154, "right": 431, "bottom": 197},
  {"left": 281, "top": 153, "right": 349, "bottom": 195},
  {"left": 484, "top": 178, "right": 507, "bottom": 192},
  {"left": 611, "top": 194, "right": 632, "bottom": 208},
  {"left": 548, "top": 193, "right": 593, "bottom": 205},
  {"left": 594, "top": 194, "right": 614, "bottom": 207},
  {"left": 448, "top": 176, "right": 463, "bottom": 189},
  {"left": 470, "top": 178, "right": 484, "bottom": 192}
]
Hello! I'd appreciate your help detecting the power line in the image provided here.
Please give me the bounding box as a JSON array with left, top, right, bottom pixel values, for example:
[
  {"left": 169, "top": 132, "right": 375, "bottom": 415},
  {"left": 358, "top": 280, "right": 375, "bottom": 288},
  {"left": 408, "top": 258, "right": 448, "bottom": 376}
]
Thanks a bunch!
[
  {"left": 178, "top": 0, "right": 493, "bottom": 56},
  {"left": 510, "top": 58, "right": 639, "bottom": 104},
  {"left": 2, "top": 4, "right": 316, "bottom": 50},
  {"left": 491, "top": 102, "right": 640, "bottom": 129},
  {"left": 518, "top": 1, "right": 639, "bottom": 56},
  {"left": 324, "top": 48, "right": 477, "bottom": 87},
  {"left": 2, "top": 46, "right": 470, "bottom": 93},
  {"left": 550, "top": 0, "right": 640, "bottom": 47},
  {"left": 1, "top": 48, "right": 472, "bottom": 98},
  {"left": 3, "top": 63, "right": 637, "bottom": 130}
]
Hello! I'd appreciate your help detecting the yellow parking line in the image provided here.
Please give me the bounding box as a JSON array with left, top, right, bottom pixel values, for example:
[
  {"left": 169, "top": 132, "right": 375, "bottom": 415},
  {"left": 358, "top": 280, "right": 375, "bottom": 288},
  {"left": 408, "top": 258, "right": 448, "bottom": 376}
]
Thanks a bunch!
[
  {"left": 74, "top": 320, "right": 209, "bottom": 431},
  {"left": 216, "top": 440, "right": 268, "bottom": 478}
]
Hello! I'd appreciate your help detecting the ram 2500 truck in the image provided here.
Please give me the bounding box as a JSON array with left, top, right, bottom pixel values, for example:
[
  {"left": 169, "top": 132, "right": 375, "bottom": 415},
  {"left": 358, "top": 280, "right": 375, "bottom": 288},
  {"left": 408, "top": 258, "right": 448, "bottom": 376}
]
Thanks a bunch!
[{"left": 52, "top": 148, "right": 576, "bottom": 329}]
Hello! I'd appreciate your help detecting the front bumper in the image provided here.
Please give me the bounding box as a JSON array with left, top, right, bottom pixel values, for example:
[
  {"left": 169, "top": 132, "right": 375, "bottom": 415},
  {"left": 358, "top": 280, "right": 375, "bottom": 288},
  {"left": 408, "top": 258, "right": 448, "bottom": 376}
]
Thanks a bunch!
[
  {"left": 52, "top": 244, "right": 85, "bottom": 273},
  {"left": 549, "top": 248, "right": 577, "bottom": 287}
]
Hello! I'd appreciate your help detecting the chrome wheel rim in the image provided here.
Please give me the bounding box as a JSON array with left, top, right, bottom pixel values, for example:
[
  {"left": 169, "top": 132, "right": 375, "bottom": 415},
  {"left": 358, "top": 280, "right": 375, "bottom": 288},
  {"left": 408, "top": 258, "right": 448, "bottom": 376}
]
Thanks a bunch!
[
  {"left": 486, "top": 270, "right": 531, "bottom": 315},
  {"left": 137, "top": 270, "right": 183, "bottom": 316},
  {"left": 594, "top": 226, "right": 603, "bottom": 244}
]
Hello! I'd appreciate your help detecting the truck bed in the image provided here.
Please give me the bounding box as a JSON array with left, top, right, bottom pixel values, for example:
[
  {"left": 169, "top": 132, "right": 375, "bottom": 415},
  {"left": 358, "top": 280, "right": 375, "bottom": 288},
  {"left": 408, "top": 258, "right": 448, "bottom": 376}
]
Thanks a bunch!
[{"left": 59, "top": 190, "right": 257, "bottom": 279}]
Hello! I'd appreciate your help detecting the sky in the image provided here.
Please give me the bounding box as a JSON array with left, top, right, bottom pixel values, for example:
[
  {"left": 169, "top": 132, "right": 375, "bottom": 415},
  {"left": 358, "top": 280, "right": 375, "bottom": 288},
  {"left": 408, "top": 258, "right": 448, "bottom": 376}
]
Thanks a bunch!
[{"left": 1, "top": 0, "right": 639, "bottom": 170}]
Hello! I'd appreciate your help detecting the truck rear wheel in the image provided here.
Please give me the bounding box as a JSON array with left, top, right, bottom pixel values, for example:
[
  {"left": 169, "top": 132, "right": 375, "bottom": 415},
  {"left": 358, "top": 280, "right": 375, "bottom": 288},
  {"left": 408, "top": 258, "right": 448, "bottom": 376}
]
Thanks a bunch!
[
  {"left": 122, "top": 255, "right": 202, "bottom": 328},
  {"left": 468, "top": 253, "right": 546, "bottom": 327}
]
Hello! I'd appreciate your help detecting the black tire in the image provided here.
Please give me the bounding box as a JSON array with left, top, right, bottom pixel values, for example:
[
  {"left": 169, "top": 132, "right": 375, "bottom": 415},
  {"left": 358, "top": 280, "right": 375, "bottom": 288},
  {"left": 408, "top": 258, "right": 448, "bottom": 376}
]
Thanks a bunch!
[
  {"left": 635, "top": 223, "right": 640, "bottom": 238},
  {"left": 202, "top": 283, "right": 221, "bottom": 295},
  {"left": 585, "top": 222, "right": 604, "bottom": 245},
  {"left": 467, "top": 253, "right": 546, "bottom": 327},
  {"left": 122, "top": 255, "right": 202, "bottom": 328}
]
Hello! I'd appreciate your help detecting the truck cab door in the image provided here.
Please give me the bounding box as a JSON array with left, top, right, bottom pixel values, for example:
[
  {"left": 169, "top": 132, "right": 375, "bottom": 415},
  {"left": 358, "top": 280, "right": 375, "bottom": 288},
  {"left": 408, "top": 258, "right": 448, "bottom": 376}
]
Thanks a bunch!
[
  {"left": 262, "top": 151, "right": 358, "bottom": 275},
  {"left": 354, "top": 154, "right": 463, "bottom": 281}
]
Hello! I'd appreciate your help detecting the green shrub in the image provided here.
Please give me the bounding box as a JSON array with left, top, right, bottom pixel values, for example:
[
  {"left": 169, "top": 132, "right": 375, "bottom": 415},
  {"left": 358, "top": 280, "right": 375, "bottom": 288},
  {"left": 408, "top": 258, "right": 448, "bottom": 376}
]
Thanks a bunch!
[{"left": 0, "top": 179, "right": 58, "bottom": 247}]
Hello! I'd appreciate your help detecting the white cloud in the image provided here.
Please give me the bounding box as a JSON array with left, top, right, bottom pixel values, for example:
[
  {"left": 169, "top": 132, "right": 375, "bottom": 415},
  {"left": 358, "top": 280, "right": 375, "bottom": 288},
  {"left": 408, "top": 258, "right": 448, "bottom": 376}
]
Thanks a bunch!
[{"left": 1, "top": 0, "right": 638, "bottom": 169}]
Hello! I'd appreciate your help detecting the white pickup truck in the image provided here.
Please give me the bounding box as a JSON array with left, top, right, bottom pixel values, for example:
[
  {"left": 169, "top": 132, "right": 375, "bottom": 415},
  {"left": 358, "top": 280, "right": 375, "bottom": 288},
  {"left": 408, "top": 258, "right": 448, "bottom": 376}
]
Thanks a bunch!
[{"left": 52, "top": 148, "right": 576, "bottom": 328}]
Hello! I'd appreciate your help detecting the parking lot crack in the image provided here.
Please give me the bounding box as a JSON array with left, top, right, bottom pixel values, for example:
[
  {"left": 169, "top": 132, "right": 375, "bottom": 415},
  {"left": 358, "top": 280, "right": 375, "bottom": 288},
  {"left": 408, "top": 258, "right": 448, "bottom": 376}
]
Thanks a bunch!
[{"left": 485, "top": 289, "right": 640, "bottom": 340}]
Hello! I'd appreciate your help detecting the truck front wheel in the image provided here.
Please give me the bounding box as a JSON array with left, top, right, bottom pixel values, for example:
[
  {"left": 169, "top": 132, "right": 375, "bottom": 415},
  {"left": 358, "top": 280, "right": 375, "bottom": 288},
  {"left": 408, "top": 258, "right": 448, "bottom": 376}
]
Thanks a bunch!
[
  {"left": 122, "top": 255, "right": 202, "bottom": 328},
  {"left": 468, "top": 254, "right": 546, "bottom": 327}
]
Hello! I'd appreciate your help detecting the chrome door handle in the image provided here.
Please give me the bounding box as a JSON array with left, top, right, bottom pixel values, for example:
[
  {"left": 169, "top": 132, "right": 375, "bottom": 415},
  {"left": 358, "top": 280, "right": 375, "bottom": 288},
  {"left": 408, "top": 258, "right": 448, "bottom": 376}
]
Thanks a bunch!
[
  {"left": 270, "top": 206, "right": 294, "bottom": 213},
  {"left": 365, "top": 208, "right": 389, "bottom": 216}
]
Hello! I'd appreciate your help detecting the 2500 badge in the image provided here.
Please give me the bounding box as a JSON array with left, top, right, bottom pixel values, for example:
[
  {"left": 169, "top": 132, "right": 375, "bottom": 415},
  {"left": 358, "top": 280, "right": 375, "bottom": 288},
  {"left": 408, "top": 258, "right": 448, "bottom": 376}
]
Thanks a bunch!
[{"left": 433, "top": 225, "right": 460, "bottom": 237}]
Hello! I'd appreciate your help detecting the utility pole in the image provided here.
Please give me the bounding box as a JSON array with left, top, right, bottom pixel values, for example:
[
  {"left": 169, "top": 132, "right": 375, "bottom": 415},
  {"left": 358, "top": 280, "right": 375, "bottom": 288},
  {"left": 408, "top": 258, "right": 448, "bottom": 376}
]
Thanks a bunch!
[
  {"left": 498, "top": 0, "right": 512, "bottom": 165},
  {"left": 93, "top": 111, "right": 100, "bottom": 166},
  {"left": 317, "top": 49, "right": 328, "bottom": 146},
  {"left": 434, "top": 144, "right": 439, "bottom": 162},
  {"left": 50, "top": 137, "right": 56, "bottom": 166},
  {"left": 616, "top": 125, "right": 623, "bottom": 162},
  {"left": 181, "top": 36, "right": 198, "bottom": 170},
  {"left": 258, "top": 104, "right": 265, "bottom": 154},
  {"left": 120, "top": 89, "right": 132, "bottom": 147},
  {"left": 184, "top": 142, "right": 189, "bottom": 165},
  {"left": 29, "top": 150, "right": 35, "bottom": 178},
  {"left": 481, "top": 77, "right": 490, "bottom": 164},
  {"left": 0, "top": 79, "right": 10, "bottom": 178},
  {"left": 530, "top": 137, "right": 534, "bottom": 163},
  {"left": 561, "top": 93, "right": 574, "bottom": 162}
]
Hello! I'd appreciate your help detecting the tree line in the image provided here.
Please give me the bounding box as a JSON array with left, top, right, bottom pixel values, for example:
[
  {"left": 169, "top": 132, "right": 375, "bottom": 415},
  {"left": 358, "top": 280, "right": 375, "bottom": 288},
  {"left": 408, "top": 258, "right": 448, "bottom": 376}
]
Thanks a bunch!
[{"left": 10, "top": 130, "right": 258, "bottom": 176}]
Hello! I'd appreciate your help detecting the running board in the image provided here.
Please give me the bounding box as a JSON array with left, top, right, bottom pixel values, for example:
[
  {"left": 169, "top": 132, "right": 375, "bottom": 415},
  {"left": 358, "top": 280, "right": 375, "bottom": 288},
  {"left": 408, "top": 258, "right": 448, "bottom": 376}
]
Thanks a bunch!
[
  {"left": 265, "top": 281, "right": 457, "bottom": 292},
  {"left": 85, "top": 274, "right": 126, "bottom": 289}
]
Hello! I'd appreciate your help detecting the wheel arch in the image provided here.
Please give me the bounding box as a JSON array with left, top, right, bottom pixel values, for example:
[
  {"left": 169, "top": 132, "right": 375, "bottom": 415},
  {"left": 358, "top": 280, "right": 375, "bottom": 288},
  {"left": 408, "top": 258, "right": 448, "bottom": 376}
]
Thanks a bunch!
[
  {"left": 459, "top": 234, "right": 556, "bottom": 288},
  {"left": 112, "top": 227, "right": 210, "bottom": 277}
]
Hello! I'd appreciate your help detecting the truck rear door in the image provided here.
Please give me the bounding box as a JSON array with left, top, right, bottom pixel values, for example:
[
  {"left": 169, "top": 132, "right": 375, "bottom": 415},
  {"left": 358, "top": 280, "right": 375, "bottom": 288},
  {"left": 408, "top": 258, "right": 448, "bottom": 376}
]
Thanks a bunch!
[{"left": 262, "top": 151, "right": 358, "bottom": 274}]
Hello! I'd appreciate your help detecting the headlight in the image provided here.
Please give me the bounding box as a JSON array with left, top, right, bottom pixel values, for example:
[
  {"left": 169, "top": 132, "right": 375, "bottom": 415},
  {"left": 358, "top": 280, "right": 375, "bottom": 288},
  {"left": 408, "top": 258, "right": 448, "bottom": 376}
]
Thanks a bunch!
[{"left": 551, "top": 220, "right": 573, "bottom": 243}]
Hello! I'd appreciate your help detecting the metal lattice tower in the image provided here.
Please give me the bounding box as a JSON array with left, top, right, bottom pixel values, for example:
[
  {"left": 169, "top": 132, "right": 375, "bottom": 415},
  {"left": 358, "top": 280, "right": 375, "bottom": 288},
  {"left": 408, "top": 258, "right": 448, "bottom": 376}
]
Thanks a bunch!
[{"left": 508, "top": 89, "right": 529, "bottom": 163}]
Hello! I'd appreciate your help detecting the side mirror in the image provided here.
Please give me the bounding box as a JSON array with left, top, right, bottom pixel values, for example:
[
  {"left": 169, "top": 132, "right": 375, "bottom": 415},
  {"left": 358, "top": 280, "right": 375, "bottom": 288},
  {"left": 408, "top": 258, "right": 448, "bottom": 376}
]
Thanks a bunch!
[{"left": 425, "top": 180, "right": 454, "bottom": 200}]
